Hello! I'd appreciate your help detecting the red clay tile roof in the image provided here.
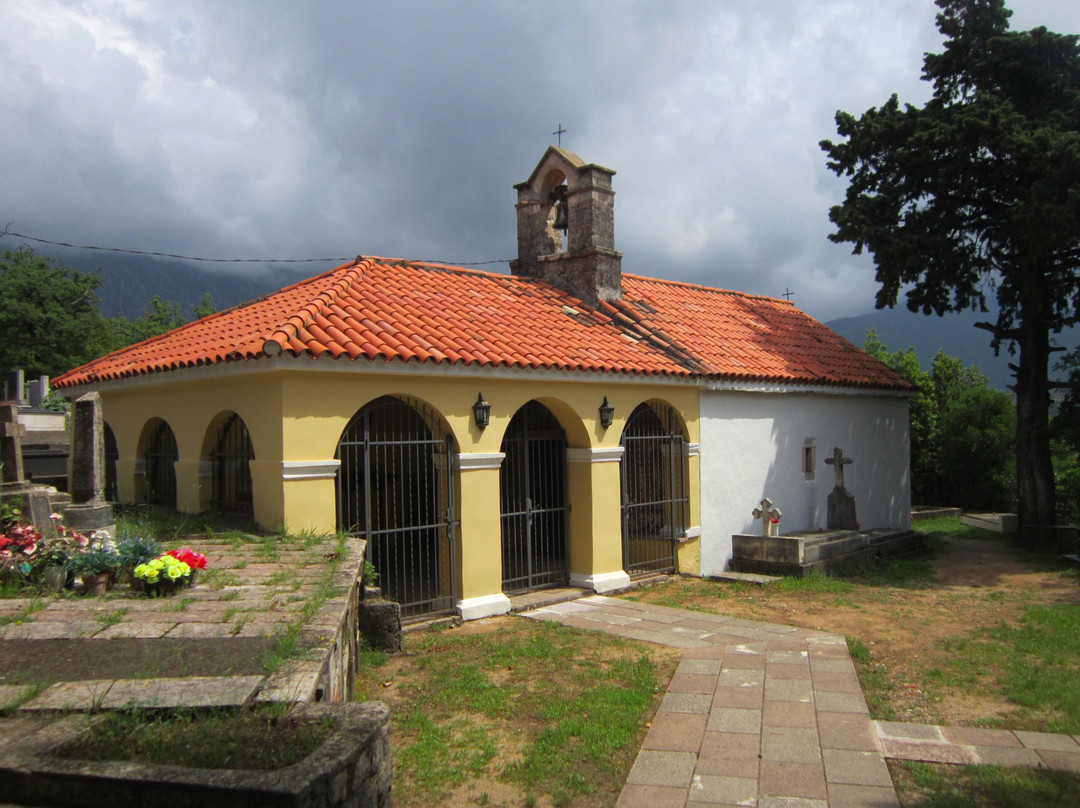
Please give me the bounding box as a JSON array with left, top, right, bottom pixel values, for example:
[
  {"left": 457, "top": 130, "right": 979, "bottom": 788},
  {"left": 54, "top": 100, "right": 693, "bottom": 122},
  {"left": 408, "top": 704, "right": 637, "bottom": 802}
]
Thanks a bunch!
[
  {"left": 610, "top": 275, "right": 908, "bottom": 388},
  {"left": 52, "top": 257, "right": 908, "bottom": 391}
]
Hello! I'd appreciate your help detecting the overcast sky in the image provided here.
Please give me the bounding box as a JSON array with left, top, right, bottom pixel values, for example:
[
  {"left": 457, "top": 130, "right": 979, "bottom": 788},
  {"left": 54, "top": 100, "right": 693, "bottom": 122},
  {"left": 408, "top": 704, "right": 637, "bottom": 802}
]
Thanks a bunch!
[{"left": 2, "top": 0, "right": 1078, "bottom": 323}]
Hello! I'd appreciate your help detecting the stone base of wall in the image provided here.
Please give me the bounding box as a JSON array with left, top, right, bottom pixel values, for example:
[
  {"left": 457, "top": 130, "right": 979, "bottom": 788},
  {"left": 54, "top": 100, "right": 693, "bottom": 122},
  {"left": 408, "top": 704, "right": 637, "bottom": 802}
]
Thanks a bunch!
[{"left": 0, "top": 703, "right": 392, "bottom": 808}]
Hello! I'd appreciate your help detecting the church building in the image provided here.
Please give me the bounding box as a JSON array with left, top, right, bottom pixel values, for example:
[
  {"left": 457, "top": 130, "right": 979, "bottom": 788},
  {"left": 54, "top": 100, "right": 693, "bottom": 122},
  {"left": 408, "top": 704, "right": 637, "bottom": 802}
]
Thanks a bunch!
[{"left": 53, "top": 148, "right": 912, "bottom": 621}]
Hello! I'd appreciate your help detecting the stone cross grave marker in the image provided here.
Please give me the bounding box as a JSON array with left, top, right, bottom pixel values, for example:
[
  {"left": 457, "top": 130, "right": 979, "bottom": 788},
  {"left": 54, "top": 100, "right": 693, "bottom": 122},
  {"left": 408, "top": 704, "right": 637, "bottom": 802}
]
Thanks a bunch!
[
  {"left": 825, "top": 446, "right": 859, "bottom": 531},
  {"left": 825, "top": 446, "right": 853, "bottom": 491},
  {"left": 752, "top": 497, "right": 782, "bottom": 537},
  {"left": 0, "top": 401, "right": 26, "bottom": 487}
]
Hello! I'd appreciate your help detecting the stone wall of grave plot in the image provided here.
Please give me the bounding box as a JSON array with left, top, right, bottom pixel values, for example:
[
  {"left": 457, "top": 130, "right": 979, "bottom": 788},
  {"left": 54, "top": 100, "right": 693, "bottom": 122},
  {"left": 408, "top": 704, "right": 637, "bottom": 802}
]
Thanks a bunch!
[
  {"left": 0, "top": 703, "right": 392, "bottom": 808},
  {"left": 698, "top": 388, "right": 911, "bottom": 577},
  {"left": 257, "top": 537, "right": 366, "bottom": 704}
]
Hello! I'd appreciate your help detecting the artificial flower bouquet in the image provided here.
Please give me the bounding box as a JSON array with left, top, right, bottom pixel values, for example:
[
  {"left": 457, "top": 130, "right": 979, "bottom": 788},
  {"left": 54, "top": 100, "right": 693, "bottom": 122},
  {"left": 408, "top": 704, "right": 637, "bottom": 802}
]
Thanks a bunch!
[{"left": 134, "top": 547, "right": 208, "bottom": 596}]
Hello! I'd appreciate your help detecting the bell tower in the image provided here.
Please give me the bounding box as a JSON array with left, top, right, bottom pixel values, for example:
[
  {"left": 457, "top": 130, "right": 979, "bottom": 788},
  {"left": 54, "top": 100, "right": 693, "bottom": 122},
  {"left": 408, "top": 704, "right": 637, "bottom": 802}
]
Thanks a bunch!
[{"left": 510, "top": 147, "right": 622, "bottom": 306}]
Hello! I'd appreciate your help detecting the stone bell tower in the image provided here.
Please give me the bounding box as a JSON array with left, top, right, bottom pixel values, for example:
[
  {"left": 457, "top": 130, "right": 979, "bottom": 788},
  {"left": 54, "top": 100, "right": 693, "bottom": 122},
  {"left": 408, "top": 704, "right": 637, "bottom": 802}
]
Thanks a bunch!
[{"left": 510, "top": 147, "right": 622, "bottom": 306}]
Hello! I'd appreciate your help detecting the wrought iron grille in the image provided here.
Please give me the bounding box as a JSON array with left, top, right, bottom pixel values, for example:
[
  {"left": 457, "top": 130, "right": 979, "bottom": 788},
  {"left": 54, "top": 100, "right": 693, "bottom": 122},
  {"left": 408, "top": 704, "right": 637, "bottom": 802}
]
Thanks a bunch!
[
  {"left": 336, "top": 396, "right": 457, "bottom": 619},
  {"left": 621, "top": 402, "right": 687, "bottom": 575},
  {"left": 145, "top": 421, "right": 178, "bottom": 508},
  {"left": 500, "top": 401, "right": 569, "bottom": 593},
  {"left": 211, "top": 414, "right": 254, "bottom": 514},
  {"left": 103, "top": 423, "right": 118, "bottom": 503}
]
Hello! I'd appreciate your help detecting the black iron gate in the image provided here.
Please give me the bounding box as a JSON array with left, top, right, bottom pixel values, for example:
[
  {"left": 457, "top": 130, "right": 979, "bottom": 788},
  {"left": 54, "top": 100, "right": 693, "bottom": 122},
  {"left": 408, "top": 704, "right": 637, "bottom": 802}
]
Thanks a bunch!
[
  {"left": 211, "top": 414, "right": 254, "bottom": 515},
  {"left": 500, "top": 401, "right": 569, "bottom": 593},
  {"left": 145, "top": 420, "right": 178, "bottom": 508},
  {"left": 336, "top": 396, "right": 456, "bottom": 619},
  {"left": 621, "top": 402, "right": 687, "bottom": 575},
  {"left": 103, "top": 423, "right": 118, "bottom": 503}
]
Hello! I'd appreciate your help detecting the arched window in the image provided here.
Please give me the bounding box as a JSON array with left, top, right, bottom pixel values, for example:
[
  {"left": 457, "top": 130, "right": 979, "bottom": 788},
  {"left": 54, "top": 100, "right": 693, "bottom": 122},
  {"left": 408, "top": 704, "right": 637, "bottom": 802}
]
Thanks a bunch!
[
  {"left": 103, "top": 423, "right": 118, "bottom": 503},
  {"left": 211, "top": 414, "right": 254, "bottom": 515},
  {"left": 144, "top": 421, "right": 178, "bottom": 508}
]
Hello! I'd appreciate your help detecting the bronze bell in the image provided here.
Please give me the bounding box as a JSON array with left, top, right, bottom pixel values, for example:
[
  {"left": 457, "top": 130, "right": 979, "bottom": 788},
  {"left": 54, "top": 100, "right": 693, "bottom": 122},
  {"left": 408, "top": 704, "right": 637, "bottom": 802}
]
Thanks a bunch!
[{"left": 550, "top": 184, "right": 569, "bottom": 233}]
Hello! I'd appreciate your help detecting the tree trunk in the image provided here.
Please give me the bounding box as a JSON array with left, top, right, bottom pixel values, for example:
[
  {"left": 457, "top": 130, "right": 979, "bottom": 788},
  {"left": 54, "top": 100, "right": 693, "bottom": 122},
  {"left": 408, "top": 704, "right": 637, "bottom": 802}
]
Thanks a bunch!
[{"left": 1014, "top": 317, "right": 1056, "bottom": 544}]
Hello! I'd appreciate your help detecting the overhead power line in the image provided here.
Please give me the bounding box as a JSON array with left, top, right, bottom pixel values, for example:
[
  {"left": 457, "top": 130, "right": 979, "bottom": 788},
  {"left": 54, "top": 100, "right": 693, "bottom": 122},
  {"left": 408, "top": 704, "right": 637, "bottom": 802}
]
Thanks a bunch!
[{"left": 0, "top": 228, "right": 512, "bottom": 267}]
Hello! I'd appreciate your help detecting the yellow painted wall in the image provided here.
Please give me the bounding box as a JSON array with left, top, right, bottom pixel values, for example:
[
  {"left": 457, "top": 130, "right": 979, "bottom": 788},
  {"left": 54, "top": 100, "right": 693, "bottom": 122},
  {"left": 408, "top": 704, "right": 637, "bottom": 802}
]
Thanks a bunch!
[{"left": 93, "top": 364, "right": 701, "bottom": 604}]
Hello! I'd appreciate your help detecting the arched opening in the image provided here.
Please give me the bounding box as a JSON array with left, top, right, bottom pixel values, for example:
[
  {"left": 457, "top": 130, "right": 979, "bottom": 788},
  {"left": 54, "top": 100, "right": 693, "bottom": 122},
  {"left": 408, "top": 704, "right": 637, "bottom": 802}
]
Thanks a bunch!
[
  {"left": 211, "top": 413, "right": 254, "bottom": 515},
  {"left": 103, "top": 423, "right": 118, "bottom": 503},
  {"left": 621, "top": 401, "right": 688, "bottom": 576},
  {"left": 336, "top": 396, "right": 457, "bottom": 620},
  {"left": 500, "top": 400, "right": 569, "bottom": 593},
  {"left": 143, "top": 420, "right": 178, "bottom": 508}
]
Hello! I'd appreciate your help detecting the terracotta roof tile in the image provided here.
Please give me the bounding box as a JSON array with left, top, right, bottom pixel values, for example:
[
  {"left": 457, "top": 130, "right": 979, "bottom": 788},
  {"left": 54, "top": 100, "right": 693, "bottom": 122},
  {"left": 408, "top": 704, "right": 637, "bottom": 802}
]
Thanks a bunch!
[{"left": 52, "top": 257, "right": 908, "bottom": 392}]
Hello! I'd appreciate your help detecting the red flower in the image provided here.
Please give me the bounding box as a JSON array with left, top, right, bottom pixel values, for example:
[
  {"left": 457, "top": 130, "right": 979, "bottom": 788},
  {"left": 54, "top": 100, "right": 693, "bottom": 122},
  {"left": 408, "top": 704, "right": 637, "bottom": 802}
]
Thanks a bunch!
[{"left": 167, "top": 547, "right": 207, "bottom": 570}]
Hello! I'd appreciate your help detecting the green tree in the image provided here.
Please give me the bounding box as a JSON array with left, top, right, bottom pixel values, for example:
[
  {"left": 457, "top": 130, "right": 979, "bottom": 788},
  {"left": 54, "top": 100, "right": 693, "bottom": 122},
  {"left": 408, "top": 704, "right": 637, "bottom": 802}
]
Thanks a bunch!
[
  {"left": 0, "top": 247, "right": 114, "bottom": 379},
  {"left": 192, "top": 292, "right": 216, "bottom": 320},
  {"left": 865, "top": 330, "right": 1015, "bottom": 509},
  {"left": 822, "top": 0, "right": 1080, "bottom": 538},
  {"left": 864, "top": 331, "right": 941, "bottom": 503},
  {"left": 939, "top": 385, "right": 1016, "bottom": 509},
  {"left": 110, "top": 295, "right": 187, "bottom": 346}
]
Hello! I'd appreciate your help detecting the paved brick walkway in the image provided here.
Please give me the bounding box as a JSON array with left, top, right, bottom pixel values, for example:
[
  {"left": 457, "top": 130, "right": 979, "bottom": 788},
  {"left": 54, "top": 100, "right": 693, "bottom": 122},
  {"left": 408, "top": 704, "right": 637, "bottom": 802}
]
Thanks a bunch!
[{"left": 522, "top": 594, "right": 1080, "bottom": 808}]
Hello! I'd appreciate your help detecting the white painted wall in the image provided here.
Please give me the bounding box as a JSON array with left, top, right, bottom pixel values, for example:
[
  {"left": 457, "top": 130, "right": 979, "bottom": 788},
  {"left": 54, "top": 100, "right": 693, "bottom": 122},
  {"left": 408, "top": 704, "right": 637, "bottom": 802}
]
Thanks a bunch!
[{"left": 699, "top": 388, "right": 911, "bottom": 576}]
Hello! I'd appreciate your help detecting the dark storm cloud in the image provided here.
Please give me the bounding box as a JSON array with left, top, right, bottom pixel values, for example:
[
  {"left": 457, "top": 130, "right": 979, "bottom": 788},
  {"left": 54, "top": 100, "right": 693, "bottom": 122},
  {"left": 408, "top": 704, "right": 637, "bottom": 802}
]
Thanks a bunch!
[{"left": 2, "top": 0, "right": 1077, "bottom": 321}]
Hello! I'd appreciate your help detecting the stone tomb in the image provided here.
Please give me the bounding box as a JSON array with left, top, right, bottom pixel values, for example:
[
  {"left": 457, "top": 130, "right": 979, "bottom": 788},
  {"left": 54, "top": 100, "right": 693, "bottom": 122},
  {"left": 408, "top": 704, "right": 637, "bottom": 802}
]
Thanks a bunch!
[
  {"left": 729, "top": 445, "right": 922, "bottom": 577},
  {"left": 730, "top": 526, "right": 923, "bottom": 577}
]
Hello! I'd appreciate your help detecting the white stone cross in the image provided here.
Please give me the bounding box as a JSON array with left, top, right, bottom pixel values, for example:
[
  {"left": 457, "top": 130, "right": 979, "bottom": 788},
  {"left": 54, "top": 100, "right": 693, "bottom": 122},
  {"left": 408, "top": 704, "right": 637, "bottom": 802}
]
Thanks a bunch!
[
  {"left": 752, "top": 497, "right": 782, "bottom": 537},
  {"left": 825, "top": 446, "right": 853, "bottom": 491}
]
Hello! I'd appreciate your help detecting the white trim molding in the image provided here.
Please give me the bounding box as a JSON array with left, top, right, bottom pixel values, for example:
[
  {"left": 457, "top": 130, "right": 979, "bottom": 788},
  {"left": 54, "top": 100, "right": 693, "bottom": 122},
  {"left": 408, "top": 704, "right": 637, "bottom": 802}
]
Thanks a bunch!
[
  {"left": 570, "top": 570, "right": 632, "bottom": 593},
  {"left": 456, "top": 593, "right": 512, "bottom": 621},
  {"left": 567, "top": 447, "right": 625, "bottom": 464},
  {"left": 198, "top": 461, "right": 213, "bottom": 478},
  {"left": 458, "top": 452, "right": 506, "bottom": 471},
  {"left": 133, "top": 459, "right": 146, "bottom": 476},
  {"left": 678, "top": 525, "right": 702, "bottom": 544},
  {"left": 687, "top": 443, "right": 700, "bottom": 457},
  {"left": 281, "top": 460, "right": 340, "bottom": 481}
]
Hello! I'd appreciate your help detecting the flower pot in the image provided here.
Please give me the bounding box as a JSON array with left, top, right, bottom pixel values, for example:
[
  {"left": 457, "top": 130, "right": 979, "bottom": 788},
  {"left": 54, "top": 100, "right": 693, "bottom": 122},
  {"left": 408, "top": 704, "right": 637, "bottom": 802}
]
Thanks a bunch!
[
  {"left": 81, "top": 572, "right": 111, "bottom": 596},
  {"left": 43, "top": 564, "right": 67, "bottom": 592}
]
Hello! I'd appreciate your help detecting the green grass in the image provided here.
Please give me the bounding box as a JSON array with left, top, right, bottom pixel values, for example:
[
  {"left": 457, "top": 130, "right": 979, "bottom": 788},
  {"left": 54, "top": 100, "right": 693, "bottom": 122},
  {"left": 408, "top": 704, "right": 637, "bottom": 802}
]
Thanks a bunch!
[
  {"left": 894, "top": 761, "right": 1080, "bottom": 807},
  {"left": 846, "top": 636, "right": 899, "bottom": 721},
  {"left": 93, "top": 607, "right": 129, "bottom": 627},
  {"left": 0, "top": 679, "right": 51, "bottom": 715},
  {"left": 931, "top": 603, "right": 1080, "bottom": 733},
  {"left": 56, "top": 706, "right": 331, "bottom": 770},
  {"left": 260, "top": 532, "right": 348, "bottom": 674},
  {"left": 357, "top": 621, "right": 671, "bottom": 806},
  {"left": 0, "top": 595, "right": 46, "bottom": 624}
]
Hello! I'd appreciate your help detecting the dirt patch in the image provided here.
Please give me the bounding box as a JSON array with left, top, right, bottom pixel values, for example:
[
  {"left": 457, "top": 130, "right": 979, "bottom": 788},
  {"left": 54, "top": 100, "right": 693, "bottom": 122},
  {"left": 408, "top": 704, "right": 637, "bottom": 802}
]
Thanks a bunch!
[
  {"left": 0, "top": 637, "right": 273, "bottom": 684},
  {"left": 631, "top": 535, "right": 1079, "bottom": 727}
]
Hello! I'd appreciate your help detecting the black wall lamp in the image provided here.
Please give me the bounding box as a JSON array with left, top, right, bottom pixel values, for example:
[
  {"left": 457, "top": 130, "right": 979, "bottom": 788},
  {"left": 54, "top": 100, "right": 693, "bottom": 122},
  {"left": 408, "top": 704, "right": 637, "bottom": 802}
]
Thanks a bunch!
[
  {"left": 473, "top": 393, "right": 491, "bottom": 429},
  {"left": 599, "top": 396, "right": 615, "bottom": 429}
]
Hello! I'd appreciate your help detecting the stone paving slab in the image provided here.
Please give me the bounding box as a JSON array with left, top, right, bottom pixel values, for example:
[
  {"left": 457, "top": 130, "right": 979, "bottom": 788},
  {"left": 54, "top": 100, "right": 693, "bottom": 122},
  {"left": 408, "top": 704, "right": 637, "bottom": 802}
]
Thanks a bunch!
[
  {"left": 525, "top": 594, "right": 1080, "bottom": 807},
  {"left": 20, "top": 675, "right": 263, "bottom": 712},
  {"left": 1, "top": 536, "right": 366, "bottom": 725}
]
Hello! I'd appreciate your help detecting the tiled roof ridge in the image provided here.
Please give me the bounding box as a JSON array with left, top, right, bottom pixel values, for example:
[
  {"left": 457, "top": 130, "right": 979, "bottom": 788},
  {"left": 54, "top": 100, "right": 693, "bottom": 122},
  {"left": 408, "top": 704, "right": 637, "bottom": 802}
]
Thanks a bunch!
[
  {"left": 599, "top": 298, "right": 707, "bottom": 374},
  {"left": 263, "top": 259, "right": 369, "bottom": 355},
  {"left": 622, "top": 271, "right": 793, "bottom": 306}
]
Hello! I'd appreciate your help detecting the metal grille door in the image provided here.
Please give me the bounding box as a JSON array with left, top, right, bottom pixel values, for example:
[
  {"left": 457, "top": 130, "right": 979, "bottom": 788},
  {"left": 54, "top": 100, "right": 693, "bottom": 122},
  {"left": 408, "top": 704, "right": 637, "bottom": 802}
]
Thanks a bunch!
[
  {"left": 500, "top": 401, "right": 569, "bottom": 593},
  {"left": 212, "top": 414, "right": 254, "bottom": 515},
  {"left": 145, "top": 421, "right": 178, "bottom": 508},
  {"left": 621, "top": 402, "right": 687, "bottom": 575},
  {"left": 336, "top": 397, "right": 456, "bottom": 619}
]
